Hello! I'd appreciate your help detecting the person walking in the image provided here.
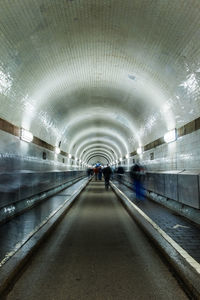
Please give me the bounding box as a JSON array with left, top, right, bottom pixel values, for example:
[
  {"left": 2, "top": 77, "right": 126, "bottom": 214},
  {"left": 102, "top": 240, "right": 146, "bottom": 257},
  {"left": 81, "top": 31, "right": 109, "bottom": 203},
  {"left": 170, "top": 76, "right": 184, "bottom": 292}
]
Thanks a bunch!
[
  {"left": 93, "top": 166, "right": 99, "bottom": 181},
  {"left": 98, "top": 166, "right": 103, "bottom": 180},
  {"left": 102, "top": 164, "right": 112, "bottom": 190},
  {"left": 130, "top": 163, "right": 145, "bottom": 202}
]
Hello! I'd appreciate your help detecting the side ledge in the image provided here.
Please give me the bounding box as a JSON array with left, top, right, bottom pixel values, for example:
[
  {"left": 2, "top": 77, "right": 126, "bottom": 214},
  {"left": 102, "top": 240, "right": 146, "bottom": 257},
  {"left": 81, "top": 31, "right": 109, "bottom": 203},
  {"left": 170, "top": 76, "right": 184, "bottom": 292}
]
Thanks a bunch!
[
  {"left": 0, "top": 178, "right": 90, "bottom": 297},
  {"left": 111, "top": 182, "right": 200, "bottom": 299}
]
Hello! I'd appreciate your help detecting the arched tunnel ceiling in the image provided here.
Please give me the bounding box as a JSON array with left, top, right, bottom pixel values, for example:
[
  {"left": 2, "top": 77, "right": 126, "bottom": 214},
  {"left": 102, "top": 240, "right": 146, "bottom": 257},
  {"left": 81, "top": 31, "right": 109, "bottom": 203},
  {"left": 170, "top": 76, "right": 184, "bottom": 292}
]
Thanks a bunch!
[{"left": 0, "top": 1, "right": 200, "bottom": 161}]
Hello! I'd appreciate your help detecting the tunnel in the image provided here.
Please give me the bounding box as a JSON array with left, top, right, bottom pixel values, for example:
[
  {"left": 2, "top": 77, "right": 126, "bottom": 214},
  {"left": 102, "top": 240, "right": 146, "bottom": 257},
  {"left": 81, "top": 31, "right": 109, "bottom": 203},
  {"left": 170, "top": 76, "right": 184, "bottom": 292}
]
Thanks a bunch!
[{"left": 0, "top": 1, "right": 200, "bottom": 299}]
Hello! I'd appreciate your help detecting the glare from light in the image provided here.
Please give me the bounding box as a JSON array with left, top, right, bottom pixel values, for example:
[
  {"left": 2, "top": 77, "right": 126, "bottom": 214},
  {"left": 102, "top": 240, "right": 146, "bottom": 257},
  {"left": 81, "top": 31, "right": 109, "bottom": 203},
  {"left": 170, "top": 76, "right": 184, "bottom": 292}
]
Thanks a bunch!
[
  {"left": 164, "top": 129, "right": 177, "bottom": 143},
  {"left": 0, "top": 70, "right": 12, "bottom": 95},
  {"left": 68, "top": 153, "right": 72, "bottom": 158},
  {"left": 120, "top": 157, "right": 122, "bottom": 161},
  {"left": 55, "top": 147, "right": 60, "bottom": 154},
  {"left": 126, "top": 153, "right": 129, "bottom": 159},
  {"left": 20, "top": 128, "right": 33, "bottom": 143},
  {"left": 179, "top": 73, "right": 198, "bottom": 93},
  {"left": 137, "top": 147, "right": 142, "bottom": 155}
]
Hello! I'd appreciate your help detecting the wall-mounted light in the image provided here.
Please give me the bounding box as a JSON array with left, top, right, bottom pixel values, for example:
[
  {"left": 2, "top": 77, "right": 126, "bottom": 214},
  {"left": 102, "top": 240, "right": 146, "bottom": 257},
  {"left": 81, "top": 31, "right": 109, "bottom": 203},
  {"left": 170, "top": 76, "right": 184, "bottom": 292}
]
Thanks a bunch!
[
  {"left": 68, "top": 153, "right": 72, "bottom": 158},
  {"left": 115, "top": 159, "right": 118, "bottom": 163},
  {"left": 164, "top": 129, "right": 177, "bottom": 143},
  {"left": 126, "top": 153, "right": 129, "bottom": 159},
  {"left": 137, "top": 147, "right": 142, "bottom": 155},
  {"left": 119, "top": 157, "right": 122, "bottom": 161},
  {"left": 20, "top": 128, "right": 33, "bottom": 143},
  {"left": 55, "top": 147, "right": 60, "bottom": 154}
]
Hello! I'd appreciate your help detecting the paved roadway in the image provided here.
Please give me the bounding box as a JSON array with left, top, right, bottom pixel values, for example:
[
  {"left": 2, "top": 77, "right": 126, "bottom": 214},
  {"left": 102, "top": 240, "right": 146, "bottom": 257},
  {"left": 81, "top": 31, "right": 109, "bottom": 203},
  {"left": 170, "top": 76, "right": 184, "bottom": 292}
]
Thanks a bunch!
[{"left": 5, "top": 180, "right": 188, "bottom": 300}]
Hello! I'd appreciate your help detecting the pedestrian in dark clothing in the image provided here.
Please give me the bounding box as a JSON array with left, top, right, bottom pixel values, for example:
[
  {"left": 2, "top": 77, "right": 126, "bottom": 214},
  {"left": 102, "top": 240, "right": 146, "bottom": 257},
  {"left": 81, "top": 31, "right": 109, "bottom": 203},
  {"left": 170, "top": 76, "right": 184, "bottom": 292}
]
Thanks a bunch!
[
  {"left": 87, "top": 168, "right": 93, "bottom": 177},
  {"left": 117, "top": 166, "right": 124, "bottom": 182},
  {"left": 98, "top": 167, "right": 103, "bottom": 180},
  {"left": 102, "top": 165, "right": 112, "bottom": 190}
]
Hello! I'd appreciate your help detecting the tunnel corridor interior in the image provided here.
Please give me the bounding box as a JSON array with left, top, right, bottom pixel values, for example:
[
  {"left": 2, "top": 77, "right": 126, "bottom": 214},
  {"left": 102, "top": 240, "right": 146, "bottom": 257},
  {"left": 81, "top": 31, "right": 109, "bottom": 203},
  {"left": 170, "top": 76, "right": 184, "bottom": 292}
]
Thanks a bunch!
[{"left": 0, "top": 1, "right": 200, "bottom": 299}]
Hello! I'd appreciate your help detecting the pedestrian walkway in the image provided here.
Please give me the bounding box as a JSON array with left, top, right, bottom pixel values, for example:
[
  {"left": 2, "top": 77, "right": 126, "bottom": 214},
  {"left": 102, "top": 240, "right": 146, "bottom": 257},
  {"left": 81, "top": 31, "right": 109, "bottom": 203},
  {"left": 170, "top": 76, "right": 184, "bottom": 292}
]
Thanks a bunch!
[
  {"left": 112, "top": 180, "right": 200, "bottom": 263},
  {"left": 5, "top": 180, "right": 188, "bottom": 300}
]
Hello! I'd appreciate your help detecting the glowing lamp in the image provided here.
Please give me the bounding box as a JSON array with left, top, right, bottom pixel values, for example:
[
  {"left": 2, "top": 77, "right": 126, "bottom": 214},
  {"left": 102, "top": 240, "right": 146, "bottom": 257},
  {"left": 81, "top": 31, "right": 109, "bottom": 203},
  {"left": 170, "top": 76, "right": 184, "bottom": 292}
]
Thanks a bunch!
[
  {"left": 20, "top": 128, "right": 33, "bottom": 143},
  {"left": 137, "top": 147, "right": 142, "bottom": 155},
  {"left": 55, "top": 147, "right": 60, "bottom": 154},
  {"left": 164, "top": 129, "right": 177, "bottom": 143}
]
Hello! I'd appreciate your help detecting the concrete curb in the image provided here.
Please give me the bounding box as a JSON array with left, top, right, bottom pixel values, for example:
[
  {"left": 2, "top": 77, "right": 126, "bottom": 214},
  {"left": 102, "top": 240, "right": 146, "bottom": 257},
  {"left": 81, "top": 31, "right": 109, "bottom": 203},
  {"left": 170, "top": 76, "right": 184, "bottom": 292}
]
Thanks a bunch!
[
  {"left": 114, "top": 177, "right": 200, "bottom": 226},
  {"left": 111, "top": 181, "right": 200, "bottom": 299},
  {"left": 0, "top": 178, "right": 90, "bottom": 297}
]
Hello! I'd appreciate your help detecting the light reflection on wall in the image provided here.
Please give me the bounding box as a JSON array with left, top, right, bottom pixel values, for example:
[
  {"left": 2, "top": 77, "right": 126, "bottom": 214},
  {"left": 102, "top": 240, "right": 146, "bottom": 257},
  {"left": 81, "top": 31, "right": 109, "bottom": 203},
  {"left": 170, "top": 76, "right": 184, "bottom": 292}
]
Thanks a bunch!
[
  {"left": 0, "top": 69, "right": 12, "bottom": 95},
  {"left": 179, "top": 73, "right": 199, "bottom": 94}
]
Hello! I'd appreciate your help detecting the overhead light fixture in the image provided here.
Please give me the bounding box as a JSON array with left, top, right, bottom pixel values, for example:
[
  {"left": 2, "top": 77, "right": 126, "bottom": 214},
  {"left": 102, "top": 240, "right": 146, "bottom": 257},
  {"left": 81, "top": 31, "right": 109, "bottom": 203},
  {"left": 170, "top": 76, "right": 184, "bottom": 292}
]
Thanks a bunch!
[
  {"left": 68, "top": 153, "right": 72, "bottom": 158},
  {"left": 164, "top": 129, "right": 177, "bottom": 143},
  {"left": 137, "top": 147, "right": 142, "bottom": 155},
  {"left": 55, "top": 147, "right": 60, "bottom": 154},
  {"left": 20, "top": 128, "right": 33, "bottom": 143}
]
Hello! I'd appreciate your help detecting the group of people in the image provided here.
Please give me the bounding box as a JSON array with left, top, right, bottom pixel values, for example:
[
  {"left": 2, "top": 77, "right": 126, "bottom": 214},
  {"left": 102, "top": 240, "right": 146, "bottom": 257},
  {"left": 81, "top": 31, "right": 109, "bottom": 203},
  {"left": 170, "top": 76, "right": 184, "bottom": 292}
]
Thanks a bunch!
[
  {"left": 87, "top": 162, "right": 146, "bottom": 199},
  {"left": 87, "top": 164, "right": 113, "bottom": 190}
]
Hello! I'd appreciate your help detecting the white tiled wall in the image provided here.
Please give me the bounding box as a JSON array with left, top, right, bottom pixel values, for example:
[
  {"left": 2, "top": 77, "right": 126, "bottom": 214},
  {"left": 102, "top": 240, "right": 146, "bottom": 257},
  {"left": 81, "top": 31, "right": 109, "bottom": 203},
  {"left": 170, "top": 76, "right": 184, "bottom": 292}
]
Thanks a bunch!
[
  {"left": 128, "top": 129, "right": 200, "bottom": 172},
  {"left": 0, "top": 130, "right": 83, "bottom": 171}
]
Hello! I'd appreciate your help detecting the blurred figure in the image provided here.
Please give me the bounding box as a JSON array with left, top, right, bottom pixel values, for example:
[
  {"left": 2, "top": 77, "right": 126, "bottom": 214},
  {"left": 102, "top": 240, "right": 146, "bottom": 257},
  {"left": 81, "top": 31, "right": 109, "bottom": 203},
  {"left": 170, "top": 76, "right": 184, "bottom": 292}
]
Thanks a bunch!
[
  {"left": 93, "top": 166, "right": 99, "bottom": 180},
  {"left": 117, "top": 166, "right": 124, "bottom": 182},
  {"left": 110, "top": 165, "right": 115, "bottom": 180},
  {"left": 130, "top": 163, "right": 145, "bottom": 202},
  {"left": 87, "top": 168, "right": 91, "bottom": 178},
  {"left": 87, "top": 168, "right": 93, "bottom": 178},
  {"left": 90, "top": 168, "right": 94, "bottom": 177},
  {"left": 98, "top": 166, "right": 103, "bottom": 180},
  {"left": 102, "top": 164, "right": 112, "bottom": 190}
]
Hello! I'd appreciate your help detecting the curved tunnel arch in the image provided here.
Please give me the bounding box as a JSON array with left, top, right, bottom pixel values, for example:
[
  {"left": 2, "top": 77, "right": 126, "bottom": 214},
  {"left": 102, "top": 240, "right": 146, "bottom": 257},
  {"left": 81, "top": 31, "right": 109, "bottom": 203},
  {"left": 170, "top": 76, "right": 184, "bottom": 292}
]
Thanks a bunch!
[
  {"left": 83, "top": 149, "right": 114, "bottom": 164},
  {"left": 63, "top": 114, "right": 135, "bottom": 152},
  {"left": 87, "top": 154, "right": 110, "bottom": 165},
  {"left": 80, "top": 144, "right": 117, "bottom": 160},
  {"left": 69, "top": 128, "right": 128, "bottom": 158},
  {"left": 76, "top": 139, "right": 122, "bottom": 160},
  {"left": 81, "top": 145, "right": 117, "bottom": 162},
  {"left": 0, "top": 1, "right": 200, "bottom": 169}
]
